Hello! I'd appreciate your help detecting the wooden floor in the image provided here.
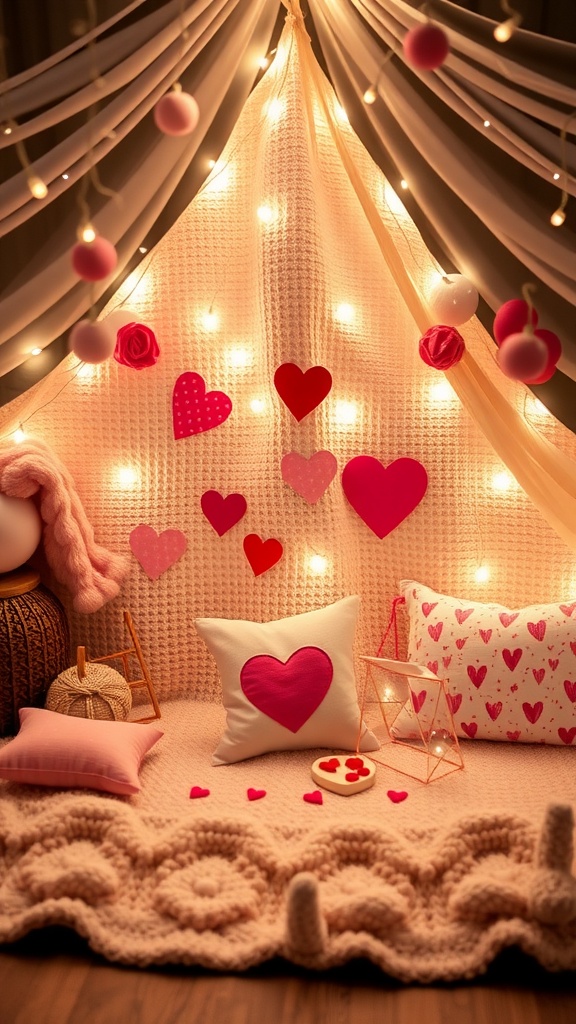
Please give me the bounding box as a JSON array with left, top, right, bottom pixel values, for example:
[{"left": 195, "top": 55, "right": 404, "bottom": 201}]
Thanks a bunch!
[{"left": 1, "top": 929, "right": 576, "bottom": 1024}]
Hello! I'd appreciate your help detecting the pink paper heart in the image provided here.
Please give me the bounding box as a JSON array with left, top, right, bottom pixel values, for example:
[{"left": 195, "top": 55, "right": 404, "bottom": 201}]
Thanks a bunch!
[
  {"left": 455, "top": 608, "right": 474, "bottom": 624},
  {"left": 428, "top": 622, "right": 443, "bottom": 642},
  {"left": 190, "top": 786, "right": 210, "bottom": 799},
  {"left": 130, "top": 524, "right": 187, "bottom": 580},
  {"left": 172, "top": 371, "right": 232, "bottom": 439},
  {"left": 485, "top": 701, "right": 502, "bottom": 721},
  {"left": 281, "top": 450, "right": 338, "bottom": 504},
  {"left": 560, "top": 603, "right": 576, "bottom": 617},
  {"left": 502, "top": 648, "right": 522, "bottom": 671},
  {"left": 564, "top": 680, "right": 576, "bottom": 702},
  {"left": 499, "top": 612, "right": 519, "bottom": 628},
  {"left": 527, "top": 619, "right": 546, "bottom": 641},
  {"left": 201, "top": 489, "right": 247, "bottom": 536},
  {"left": 480, "top": 629, "right": 493, "bottom": 644},
  {"left": 247, "top": 788, "right": 267, "bottom": 801},
  {"left": 461, "top": 721, "right": 478, "bottom": 739},
  {"left": 410, "top": 688, "right": 427, "bottom": 713},
  {"left": 522, "top": 701, "right": 543, "bottom": 724},
  {"left": 467, "top": 665, "right": 487, "bottom": 689},
  {"left": 447, "top": 693, "right": 462, "bottom": 715},
  {"left": 387, "top": 790, "right": 408, "bottom": 803},
  {"left": 533, "top": 668, "right": 545, "bottom": 684},
  {"left": 559, "top": 727, "right": 576, "bottom": 745},
  {"left": 422, "top": 602, "right": 437, "bottom": 618},
  {"left": 240, "top": 646, "right": 333, "bottom": 732},
  {"left": 303, "top": 790, "right": 323, "bottom": 805},
  {"left": 341, "top": 455, "right": 427, "bottom": 538}
]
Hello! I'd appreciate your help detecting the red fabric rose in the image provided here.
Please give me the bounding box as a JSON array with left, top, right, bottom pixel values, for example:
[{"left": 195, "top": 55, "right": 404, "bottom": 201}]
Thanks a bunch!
[
  {"left": 419, "top": 325, "right": 465, "bottom": 370},
  {"left": 114, "top": 322, "right": 159, "bottom": 370}
]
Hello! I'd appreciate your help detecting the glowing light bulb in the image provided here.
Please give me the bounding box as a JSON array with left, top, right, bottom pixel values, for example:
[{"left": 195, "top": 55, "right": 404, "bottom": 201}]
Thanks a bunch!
[
  {"left": 308, "top": 554, "right": 328, "bottom": 575},
  {"left": 384, "top": 182, "right": 407, "bottom": 216},
  {"left": 494, "top": 18, "right": 515, "bottom": 42},
  {"left": 207, "top": 158, "right": 216, "bottom": 169},
  {"left": 121, "top": 270, "right": 148, "bottom": 300},
  {"left": 335, "top": 103, "right": 349, "bottom": 123},
  {"left": 400, "top": 179, "right": 409, "bottom": 190},
  {"left": 257, "top": 204, "right": 277, "bottom": 224},
  {"left": 117, "top": 466, "right": 139, "bottom": 489},
  {"left": 202, "top": 310, "right": 219, "bottom": 331},
  {"left": 550, "top": 208, "right": 566, "bottom": 227},
  {"left": 363, "top": 86, "right": 377, "bottom": 104},
  {"left": 266, "top": 98, "right": 283, "bottom": 121},
  {"left": 532, "top": 398, "right": 550, "bottom": 416},
  {"left": 204, "top": 160, "right": 231, "bottom": 192},
  {"left": 62, "top": 173, "right": 69, "bottom": 180},
  {"left": 30, "top": 347, "right": 42, "bottom": 356},
  {"left": 3, "top": 125, "right": 12, "bottom": 135},
  {"left": 28, "top": 175, "right": 48, "bottom": 199},
  {"left": 258, "top": 56, "right": 270, "bottom": 70},
  {"left": 226, "top": 346, "right": 252, "bottom": 368},
  {"left": 13, "top": 428, "right": 26, "bottom": 443},
  {"left": 81, "top": 223, "right": 97, "bottom": 243},
  {"left": 475, "top": 565, "right": 490, "bottom": 583},
  {"left": 334, "top": 400, "right": 358, "bottom": 425},
  {"left": 335, "top": 303, "right": 355, "bottom": 324},
  {"left": 553, "top": 172, "right": 560, "bottom": 181},
  {"left": 492, "top": 471, "right": 512, "bottom": 491},
  {"left": 76, "top": 362, "right": 94, "bottom": 379},
  {"left": 429, "top": 379, "right": 455, "bottom": 402},
  {"left": 138, "top": 246, "right": 148, "bottom": 254},
  {"left": 250, "top": 397, "right": 266, "bottom": 414},
  {"left": 483, "top": 120, "right": 491, "bottom": 128}
]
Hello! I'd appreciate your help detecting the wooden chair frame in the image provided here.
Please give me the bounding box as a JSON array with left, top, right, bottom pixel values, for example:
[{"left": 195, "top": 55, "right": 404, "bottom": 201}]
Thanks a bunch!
[{"left": 78, "top": 610, "right": 161, "bottom": 723}]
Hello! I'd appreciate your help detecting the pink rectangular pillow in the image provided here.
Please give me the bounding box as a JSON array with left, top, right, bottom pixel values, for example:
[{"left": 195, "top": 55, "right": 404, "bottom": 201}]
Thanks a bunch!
[{"left": 0, "top": 707, "right": 163, "bottom": 794}]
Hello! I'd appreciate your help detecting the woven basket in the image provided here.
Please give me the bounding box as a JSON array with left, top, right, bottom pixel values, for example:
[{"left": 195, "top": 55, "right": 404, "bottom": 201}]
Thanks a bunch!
[{"left": 46, "top": 662, "right": 132, "bottom": 720}]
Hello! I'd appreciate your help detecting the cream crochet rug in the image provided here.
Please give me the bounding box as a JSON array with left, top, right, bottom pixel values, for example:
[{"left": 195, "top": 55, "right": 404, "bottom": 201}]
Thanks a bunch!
[{"left": 1, "top": 699, "right": 576, "bottom": 982}]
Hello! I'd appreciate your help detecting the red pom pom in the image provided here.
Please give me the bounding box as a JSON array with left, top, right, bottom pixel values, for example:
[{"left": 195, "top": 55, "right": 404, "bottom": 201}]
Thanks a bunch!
[
  {"left": 71, "top": 236, "right": 118, "bottom": 282},
  {"left": 522, "top": 329, "right": 562, "bottom": 384},
  {"left": 69, "top": 320, "right": 116, "bottom": 364},
  {"left": 419, "top": 325, "right": 465, "bottom": 370},
  {"left": 403, "top": 24, "right": 449, "bottom": 70},
  {"left": 498, "top": 332, "right": 548, "bottom": 381},
  {"left": 493, "top": 299, "right": 538, "bottom": 345},
  {"left": 154, "top": 91, "right": 199, "bottom": 136}
]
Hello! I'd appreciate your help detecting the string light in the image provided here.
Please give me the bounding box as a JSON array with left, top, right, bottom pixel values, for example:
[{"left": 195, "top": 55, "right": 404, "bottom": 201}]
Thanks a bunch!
[
  {"left": 62, "top": 173, "right": 69, "bottom": 180},
  {"left": 550, "top": 206, "right": 566, "bottom": 228},
  {"left": 333, "top": 400, "right": 358, "bottom": 425},
  {"left": 13, "top": 427, "right": 26, "bottom": 443},
  {"left": 117, "top": 466, "right": 139, "bottom": 489},
  {"left": 308, "top": 554, "right": 328, "bottom": 575},
  {"left": 201, "top": 309, "right": 219, "bottom": 331},
  {"left": 79, "top": 223, "right": 97, "bottom": 243},
  {"left": 363, "top": 86, "right": 377, "bottom": 105},
  {"left": 207, "top": 158, "right": 216, "bottom": 169},
  {"left": 2, "top": 124, "right": 12, "bottom": 135},
  {"left": 549, "top": 109, "right": 574, "bottom": 227},
  {"left": 138, "top": 246, "right": 148, "bottom": 254},
  {"left": 266, "top": 98, "right": 284, "bottom": 121},
  {"left": 335, "top": 103, "right": 349, "bottom": 124},
  {"left": 553, "top": 172, "right": 560, "bottom": 181},
  {"left": 483, "top": 120, "right": 491, "bottom": 128},
  {"left": 27, "top": 175, "right": 48, "bottom": 199},
  {"left": 493, "top": 1, "right": 522, "bottom": 42},
  {"left": 257, "top": 204, "right": 277, "bottom": 224},
  {"left": 335, "top": 303, "right": 355, "bottom": 324},
  {"left": 475, "top": 565, "right": 490, "bottom": 583},
  {"left": 429, "top": 379, "right": 456, "bottom": 402},
  {"left": 226, "top": 346, "right": 252, "bottom": 368},
  {"left": 30, "top": 347, "right": 42, "bottom": 357},
  {"left": 491, "top": 470, "right": 512, "bottom": 491},
  {"left": 258, "top": 56, "right": 270, "bottom": 70},
  {"left": 249, "top": 397, "right": 266, "bottom": 414},
  {"left": 400, "top": 179, "right": 409, "bottom": 190}
]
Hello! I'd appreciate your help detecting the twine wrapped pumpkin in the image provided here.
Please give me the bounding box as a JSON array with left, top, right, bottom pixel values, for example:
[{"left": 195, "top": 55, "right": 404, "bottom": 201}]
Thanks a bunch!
[{"left": 46, "top": 657, "right": 132, "bottom": 721}]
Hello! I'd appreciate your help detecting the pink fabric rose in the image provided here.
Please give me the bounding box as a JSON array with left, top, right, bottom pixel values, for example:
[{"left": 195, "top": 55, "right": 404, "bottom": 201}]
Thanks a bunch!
[
  {"left": 114, "top": 322, "right": 160, "bottom": 370},
  {"left": 418, "top": 325, "right": 465, "bottom": 370}
]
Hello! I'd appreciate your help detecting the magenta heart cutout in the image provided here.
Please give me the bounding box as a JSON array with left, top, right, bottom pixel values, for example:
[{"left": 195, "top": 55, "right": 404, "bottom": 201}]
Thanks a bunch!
[
  {"left": 247, "top": 788, "right": 267, "bottom": 801},
  {"left": 130, "top": 525, "right": 187, "bottom": 580},
  {"left": 341, "top": 455, "right": 427, "bottom": 538},
  {"left": 201, "top": 489, "right": 247, "bottom": 536},
  {"left": 303, "top": 790, "right": 323, "bottom": 805},
  {"left": 240, "top": 646, "right": 333, "bottom": 732},
  {"left": 172, "top": 371, "right": 232, "bottom": 439},
  {"left": 190, "top": 786, "right": 210, "bottom": 799},
  {"left": 281, "top": 450, "right": 337, "bottom": 504},
  {"left": 387, "top": 790, "right": 408, "bottom": 804}
]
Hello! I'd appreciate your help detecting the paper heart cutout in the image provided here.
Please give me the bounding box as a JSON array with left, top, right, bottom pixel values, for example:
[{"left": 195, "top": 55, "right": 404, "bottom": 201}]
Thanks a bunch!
[
  {"left": 503, "top": 648, "right": 523, "bottom": 671},
  {"left": 387, "top": 790, "right": 408, "bottom": 804},
  {"left": 172, "top": 371, "right": 232, "bottom": 439},
  {"left": 190, "top": 786, "right": 210, "bottom": 799},
  {"left": 319, "top": 758, "right": 340, "bottom": 772},
  {"left": 303, "top": 790, "right": 323, "bottom": 805},
  {"left": 247, "top": 788, "right": 267, "bottom": 801},
  {"left": 240, "top": 646, "right": 333, "bottom": 732},
  {"left": 274, "top": 363, "right": 332, "bottom": 422},
  {"left": 281, "top": 450, "right": 337, "bottom": 503},
  {"left": 559, "top": 727, "right": 576, "bottom": 745},
  {"left": 201, "top": 490, "right": 247, "bottom": 536},
  {"left": 341, "top": 456, "right": 427, "bottom": 538},
  {"left": 130, "top": 525, "right": 187, "bottom": 580},
  {"left": 243, "top": 533, "right": 283, "bottom": 576}
]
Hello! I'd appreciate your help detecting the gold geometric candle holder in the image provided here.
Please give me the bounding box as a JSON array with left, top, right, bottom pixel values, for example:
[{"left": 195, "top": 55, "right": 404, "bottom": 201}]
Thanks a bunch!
[{"left": 357, "top": 656, "right": 464, "bottom": 784}]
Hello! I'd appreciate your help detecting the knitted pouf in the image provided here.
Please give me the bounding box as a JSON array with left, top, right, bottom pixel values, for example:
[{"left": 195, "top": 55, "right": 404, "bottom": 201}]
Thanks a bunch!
[
  {"left": 0, "top": 568, "right": 70, "bottom": 737},
  {"left": 46, "top": 662, "right": 132, "bottom": 720}
]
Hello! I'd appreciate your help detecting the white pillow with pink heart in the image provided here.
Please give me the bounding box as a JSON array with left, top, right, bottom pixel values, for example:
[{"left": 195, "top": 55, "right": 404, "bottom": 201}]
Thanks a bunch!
[
  {"left": 395, "top": 580, "right": 576, "bottom": 746},
  {"left": 195, "top": 596, "right": 379, "bottom": 765}
]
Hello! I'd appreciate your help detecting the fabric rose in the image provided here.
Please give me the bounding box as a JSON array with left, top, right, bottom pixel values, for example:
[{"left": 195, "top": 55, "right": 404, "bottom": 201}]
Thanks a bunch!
[
  {"left": 418, "top": 325, "right": 465, "bottom": 370},
  {"left": 114, "top": 322, "right": 159, "bottom": 370}
]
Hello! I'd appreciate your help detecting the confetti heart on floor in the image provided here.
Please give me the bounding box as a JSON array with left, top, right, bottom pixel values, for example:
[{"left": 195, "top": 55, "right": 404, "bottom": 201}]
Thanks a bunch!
[
  {"left": 247, "top": 788, "right": 267, "bottom": 801},
  {"left": 303, "top": 790, "right": 323, "bottom": 805},
  {"left": 189, "top": 786, "right": 210, "bottom": 799},
  {"left": 387, "top": 790, "right": 408, "bottom": 804}
]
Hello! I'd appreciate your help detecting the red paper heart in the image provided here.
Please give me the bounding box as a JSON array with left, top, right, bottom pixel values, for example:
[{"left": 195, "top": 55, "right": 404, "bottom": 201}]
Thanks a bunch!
[
  {"left": 190, "top": 786, "right": 210, "bottom": 799},
  {"left": 130, "top": 525, "right": 187, "bottom": 580},
  {"left": 522, "top": 701, "right": 543, "bottom": 724},
  {"left": 502, "top": 648, "right": 522, "bottom": 671},
  {"left": 467, "top": 665, "right": 487, "bottom": 689},
  {"left": 345, "top": 772, "right": 360, "bottom": 782},
  {"left": 240, "top": 646, "right": 333, "bottom": 732},
  {"left": 303, "top": 790, "right": 323, "bottom": 805},
  {"left": 411, "top": 688, "right": 427, "bottom": 713},
  {"left": 281, "top": 450, "right": 338, "bottom": 503},
  {"left": 243, "top": 533, "right": 283, "bottom": 576},
  {"left": 341, "top": 456, "right": 427, "bottom": 539},
  {"left": 345, "top": 756, "right": 364, "bottom": 770},
  {"left": 274, "top": 363, "right": 332, "bottom": 422},
  {"left": 387, "top": 790, "right": 408, "bottom": 803},
  {"left": 461, "top": 721, "right": 478, "bottom": 739},
  {"left": 319, "top": 758, "right": 340, "bottom": 772},
  {"left": 564, "top": 680, "right": 576, "bottom": 702},
  {"left": 527, "top": 620, "right": 546, "bottom": 641},
  {"left": 499, "top": 612, "right": 519, "bottom": 628},
  {"left": 247, "top": 788, "right": 267, "bottom": 801},
  {"left": 201, "top": 490, "right": 247, "bottom": 536},
  {"left": 559, "top": 727, "right": 576, "bottom": 745},
  {"left": 172, "top": 371, "right": 232, "bottom": 439},
  {"left": 485, "top": 701, "right": 502, "bottom": 721}
]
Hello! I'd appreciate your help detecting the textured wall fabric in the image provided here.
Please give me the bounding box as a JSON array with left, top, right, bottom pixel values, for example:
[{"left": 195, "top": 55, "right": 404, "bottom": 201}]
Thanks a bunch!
[{"left": 2, "top": 23, "right": 576, "bottom": 703}]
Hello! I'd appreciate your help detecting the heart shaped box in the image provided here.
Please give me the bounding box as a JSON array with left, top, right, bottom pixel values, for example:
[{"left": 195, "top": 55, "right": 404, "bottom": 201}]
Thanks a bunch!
[{"left": 311, "top": 754, "right": 376, "bottom": 796}]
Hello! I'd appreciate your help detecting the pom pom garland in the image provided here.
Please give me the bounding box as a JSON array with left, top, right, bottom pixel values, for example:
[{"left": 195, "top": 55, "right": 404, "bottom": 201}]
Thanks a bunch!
[
  {"left": 427, "top": 274, "right": 479, "bottom": 326},
  {"left": 418, "top": 325, "right": 465, "bottom": 370},
  {"left": 69, "top": 320, "right": 116, "bottom": 364},
  {"left": 523, "top": 329, "right": 562, "bottom": 384},
  {"left": 493, "top": 299, "right": 538, "bottom": 345},
  {"left": 154, "top": 88, "right": 200, "bottom": 136},
  {"left": 71, "top": 236, "right": 118, "bottom": 281},
  {"left": 498, "top": 331, "right": 549, "bottom": 381},
  {"left": 403, "top": 23, "right": 450, "bottom": 70}
]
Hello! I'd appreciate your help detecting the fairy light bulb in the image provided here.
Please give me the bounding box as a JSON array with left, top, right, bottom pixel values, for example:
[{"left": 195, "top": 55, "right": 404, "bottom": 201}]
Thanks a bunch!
[
  {"left": 30, "top": 347, "right": 42, "bottom": 356},
  {"left": 13, "top": 427, "right": 26, "bottom": 443},
  {"left": 492, "top": 471, "right": 511, "bottom": 491},
  {"left": 226, "top": 346, "right": 252, "bottom": 368},
  {"left": 483, "top": 120, "right": 491, "bottom": 128},
  {"left": 400, "top": 179, "right": 409, "bottom": 190},
  {"left": 81, "top": 223, "right": 97, "bottom": 243},
  {"left": 335, "top": 303, "right": 355, "bottom": 324},
  {"left": 250, "top": 397, "right": 266, "bottom": 414},
  {"left": 494, "top": 18, "right": 515, "bottom": 42},
  {"left": 207, "top": 158, "right": 216, "bottom": 169},
  {"left": 266, "top": 98, "right": 283, "bottom": 121},
  {"left": 334, "top": 400, "right": 358, "bottom": 425},
  {"left": 363, "top": 86, "right": 377, "bottom": 104},
  {"left": 550, "top": 208, "right": 566, "bottom": 227},
  {"left": 553, "top": 172, "right": 560, "bottom": 181},
  {"left": 475, "top": 565, "right": 490, "bottom": 583},
  {"left": 257, "top": 205, "right": 277, "bottom": 224},
  {"left": 117, "top": 466, "right": 139, "bottom": 489},
  {"left": 3, "top": 125, "right": 12, "bottom": 135},
  {"left": 429, "top": 379, "right": 455, "bottom": 402},
  {"left": 335, "top": 103, "right": 349, "bottom": 123},
  {"left": 27, "top": 175, "right": 48, "bottom": 199},
  {"left": 62, "top": 173, "right": 69, "bottom": 180},
  {"left": 258, "top": 56, "right": 270, "bottom": 70},
  {"left": 308, "top": 554, "right": 328, "bottom": 575},
  {"left": 202, "top": 309, "right": 219, "bottom": 331}
]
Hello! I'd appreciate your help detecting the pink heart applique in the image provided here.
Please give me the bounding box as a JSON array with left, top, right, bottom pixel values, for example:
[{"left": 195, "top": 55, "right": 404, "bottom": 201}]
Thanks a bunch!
[
  {"left": 172, "top": 371, "right": 232, "bottom": 439},
  {"left": 243, "top": 533, "right": 283, "bottom": 576},
  {"left": 507, "top": 731, "right": 521, "bottom": 742},
  {"left": 480, "top": 629, "right": 493, "bottom": 644},
  {"left": 411, "top": 689, "right": 427, "bottom": 713},
  {"left": 527, "top": 620, "right": 546, "bottom": 641},
  {"left": 190, "top": 786, "right": 210, "bottom": 799},
  {"left": 532, "top": 668, "right": 545, "bottom": 684},
  {"left": 341, "top": 455, "right": 428, "bottom": 539},
  {"left": 485, "top": 701, "right": 502, "bottom": 721},
  {"left": 129, "top": 525, "right": 187, "bottom": 580},
  {"left": 274, "top": 363, "right": 332, "bottom": 422},
  {"left": 455, "top": 638, "right": 467, "bottom": 650},
  {"left": 455, "top": 608, "right": 474, "bottom": 624},
  {"left": 319, "top": 758, "right": 340, "bottom": 772},
  {"left": 281, "top": 450, "right": 337, "bottom": 504},
  {"left": 428, "top": 622, "right": 443, "bottom": 642},
  {"left": 387, "top": 790, "right": 408, "bottom": 803},
  {"left": 559, "top": 727, "right": 576, "bottom": 745},
  {"left": 564, "top": 680, "right": 576, "bottom": 702},
  {"left": 247, "top": 788, "right": 267, "bottom": 801},
  {"left": 467, "top": 665, "right": 487, "bottom": 689},
  {"left": 549, "top": 658, "right": 560, "bottom": 670},
  {"left": 447, "top": 693, "right": 462, "bottom": 715},
  {"left": 422, "top": 602, "right": 437, "bottom": 618},
  {"left": 240, "top": 647, "right": 333, "bottom": 732},
  {"left": 560, "top": 603, "right": 576, "bottom": 617},
  {"left": 503, "top": 648, "right": 522, "bottom": 671},
  {"left": 461, "top": 721, "right": 478, "bottom": 739},
  {"left": 303, "top": 790, "right": 323, "bottom": 805},
  {"left": 522, "top": 701, "right": 543, "bottom": 724},
  {"left": 201, "top": 490, "right": 247, "bottom": 536},
  {"left": 442, "top": 656, "right": 452, "bottom": 668},
  {"left": 427, "top": 661, "right": 438, "bottom": 675},
  {"left": 499, "top": 612, "right": 519, "bottom": 628}
]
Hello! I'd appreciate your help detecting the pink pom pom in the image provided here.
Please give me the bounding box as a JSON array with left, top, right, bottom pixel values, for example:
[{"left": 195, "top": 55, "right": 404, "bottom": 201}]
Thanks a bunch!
[
  {"left": 69, "top": 320, "right": 116, "bottom": 364},
  {"left": 153, "top": 91, "right": 199, "bottom": 136},
  {"left": 498, "top": 332, "right": 549, "bottom": 382},
  {"left": 71, "top": 236, "right": 118, "bottom": 282},
  {"left": 493, "top": 299, "right": 538, "bottom": 345},
  {"left": 523, "top": 329, "right": 562, "bottom": 384},
  {"left": 403, "top": 24, "right": 449, "bottom": 70}
]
